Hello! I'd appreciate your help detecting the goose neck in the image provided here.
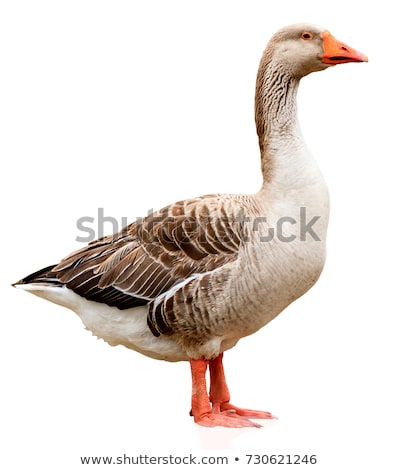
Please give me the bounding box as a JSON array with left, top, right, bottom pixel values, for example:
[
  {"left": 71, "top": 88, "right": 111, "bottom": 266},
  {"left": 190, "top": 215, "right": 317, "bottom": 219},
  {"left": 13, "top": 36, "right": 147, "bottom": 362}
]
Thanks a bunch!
[{"left": 255, "top": 61, "right": 302, "bottom": 183}]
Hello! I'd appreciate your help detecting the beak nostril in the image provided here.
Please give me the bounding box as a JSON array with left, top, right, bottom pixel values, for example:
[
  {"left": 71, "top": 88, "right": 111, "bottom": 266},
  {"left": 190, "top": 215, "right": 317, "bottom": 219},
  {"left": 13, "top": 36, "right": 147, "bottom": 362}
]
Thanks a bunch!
[{"left": 341, "top": 46, "right": 349, "bottom": 52}]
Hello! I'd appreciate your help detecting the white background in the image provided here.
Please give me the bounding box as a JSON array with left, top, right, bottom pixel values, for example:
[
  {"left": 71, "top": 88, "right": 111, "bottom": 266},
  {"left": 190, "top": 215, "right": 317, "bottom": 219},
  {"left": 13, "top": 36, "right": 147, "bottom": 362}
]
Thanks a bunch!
[{"left": 1, "top": 1, "right": 397, "bottom": 469}]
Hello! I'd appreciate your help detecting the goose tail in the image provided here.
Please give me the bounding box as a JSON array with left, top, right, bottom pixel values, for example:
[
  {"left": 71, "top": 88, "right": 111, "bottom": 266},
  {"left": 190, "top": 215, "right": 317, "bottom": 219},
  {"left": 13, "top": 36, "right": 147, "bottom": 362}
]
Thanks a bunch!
[{"left": 12, "top": 265, "right": 62, "bottom": 288}]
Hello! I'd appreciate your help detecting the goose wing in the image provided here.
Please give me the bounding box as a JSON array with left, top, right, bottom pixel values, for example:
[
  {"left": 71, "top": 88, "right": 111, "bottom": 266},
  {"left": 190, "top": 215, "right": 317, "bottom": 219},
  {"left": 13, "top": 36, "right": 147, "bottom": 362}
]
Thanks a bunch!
[{"left": 50, "top": 196, "right": 246, "bottom": 326}]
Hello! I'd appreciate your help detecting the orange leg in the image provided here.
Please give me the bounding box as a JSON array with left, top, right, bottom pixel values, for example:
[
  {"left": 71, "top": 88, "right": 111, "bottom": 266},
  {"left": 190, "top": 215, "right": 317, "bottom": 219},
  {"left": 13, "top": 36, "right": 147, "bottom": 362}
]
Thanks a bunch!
[
  {"left": 190, "top": 355, "right": 275, "bottom": 428},
  {"left": 209, "top": 353, "right": 276, "bottom": 421}
]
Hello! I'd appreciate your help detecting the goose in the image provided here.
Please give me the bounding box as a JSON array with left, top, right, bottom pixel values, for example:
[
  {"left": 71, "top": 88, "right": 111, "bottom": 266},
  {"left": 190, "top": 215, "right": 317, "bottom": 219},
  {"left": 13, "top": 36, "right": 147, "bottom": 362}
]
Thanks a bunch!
[{"left": 13, "top": 23, "right": 367, "bottom": 428}]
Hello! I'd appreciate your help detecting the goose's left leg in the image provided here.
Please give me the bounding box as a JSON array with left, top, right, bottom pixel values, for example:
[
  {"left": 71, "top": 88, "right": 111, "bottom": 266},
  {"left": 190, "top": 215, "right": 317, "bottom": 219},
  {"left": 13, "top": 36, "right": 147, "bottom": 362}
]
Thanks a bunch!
[{"left": 209, "top": 353, "right": 276, "bottom": 421}]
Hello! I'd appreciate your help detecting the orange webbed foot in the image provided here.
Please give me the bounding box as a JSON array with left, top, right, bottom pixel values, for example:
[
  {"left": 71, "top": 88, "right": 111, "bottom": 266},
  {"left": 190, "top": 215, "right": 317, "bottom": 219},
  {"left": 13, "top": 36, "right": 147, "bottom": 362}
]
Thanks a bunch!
[
  {"left": 194, "top": 411, "right": 262, "bottom": 428},
  {"left": 218, "top": 402, "right": 277, "bottom": 420}
]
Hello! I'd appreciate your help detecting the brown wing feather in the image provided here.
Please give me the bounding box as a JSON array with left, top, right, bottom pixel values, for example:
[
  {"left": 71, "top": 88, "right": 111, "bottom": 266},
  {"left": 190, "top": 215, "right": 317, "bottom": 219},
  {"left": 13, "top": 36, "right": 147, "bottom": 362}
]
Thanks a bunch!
[{"left": 51, "top": 195, "right": 245, "bottom": 310}]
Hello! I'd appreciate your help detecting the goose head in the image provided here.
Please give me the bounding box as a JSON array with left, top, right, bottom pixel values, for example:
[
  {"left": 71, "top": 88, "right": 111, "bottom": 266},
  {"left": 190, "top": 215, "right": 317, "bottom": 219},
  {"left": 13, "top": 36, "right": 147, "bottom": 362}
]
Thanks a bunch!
[{"left": 268, "top": 23, "right": 368, "bottom": 78}]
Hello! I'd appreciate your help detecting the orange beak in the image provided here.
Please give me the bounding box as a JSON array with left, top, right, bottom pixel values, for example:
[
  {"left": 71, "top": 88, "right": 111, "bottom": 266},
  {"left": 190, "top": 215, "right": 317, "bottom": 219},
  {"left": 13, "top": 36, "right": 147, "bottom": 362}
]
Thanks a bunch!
[{"left": 322, "top": 30, "right": 368, "bottom": 65}]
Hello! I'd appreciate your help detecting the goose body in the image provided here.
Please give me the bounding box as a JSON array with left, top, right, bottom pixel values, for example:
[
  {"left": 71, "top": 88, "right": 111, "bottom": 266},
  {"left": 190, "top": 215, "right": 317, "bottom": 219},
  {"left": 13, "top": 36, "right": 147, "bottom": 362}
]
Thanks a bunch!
[{"left": 14, "top": 24, "right": 367, "bottom": 427}]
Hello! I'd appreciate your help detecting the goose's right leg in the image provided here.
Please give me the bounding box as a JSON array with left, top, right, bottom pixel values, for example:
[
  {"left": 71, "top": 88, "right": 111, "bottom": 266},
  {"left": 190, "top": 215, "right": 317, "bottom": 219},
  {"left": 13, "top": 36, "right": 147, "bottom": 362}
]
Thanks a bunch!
[
  {"left": 189, "top": 358, "right": 261, "bottom": 428},
  {"left": 208, "top": 353, "right": 276, "bottom": 421}
]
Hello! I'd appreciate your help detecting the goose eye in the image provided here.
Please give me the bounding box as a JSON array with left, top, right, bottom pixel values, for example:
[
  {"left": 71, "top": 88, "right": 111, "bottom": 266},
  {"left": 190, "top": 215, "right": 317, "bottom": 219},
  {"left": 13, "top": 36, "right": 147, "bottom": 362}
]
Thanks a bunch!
[{"left": 301, "top": 32, "right": 314, "bottom": 40}]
